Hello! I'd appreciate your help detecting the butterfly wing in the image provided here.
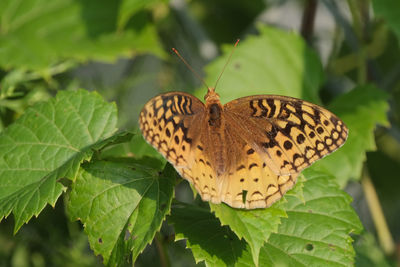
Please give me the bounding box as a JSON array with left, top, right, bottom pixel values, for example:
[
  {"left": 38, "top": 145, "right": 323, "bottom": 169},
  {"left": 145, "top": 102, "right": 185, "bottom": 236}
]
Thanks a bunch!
[
  {"left": 139, "top": 92, "right": 206, "bottom": 167},
  {"left": 224, "top": 95, "right": 348, "bottom": 176},
  {"left": 216, "top": 120, "right": 299, "bottom": 209},
  {"left": 139, "top": 92, "right": 221, "bottom": 202},
  {"left": 140, "top": 93, "right": 347, "bottom": 210}
]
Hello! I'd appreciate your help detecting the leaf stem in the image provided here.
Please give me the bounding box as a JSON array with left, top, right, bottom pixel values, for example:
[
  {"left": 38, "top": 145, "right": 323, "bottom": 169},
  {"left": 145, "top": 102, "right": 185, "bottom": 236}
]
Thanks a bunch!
[{"left": 361, "top": 166, "right": 395, "bottom": 255}]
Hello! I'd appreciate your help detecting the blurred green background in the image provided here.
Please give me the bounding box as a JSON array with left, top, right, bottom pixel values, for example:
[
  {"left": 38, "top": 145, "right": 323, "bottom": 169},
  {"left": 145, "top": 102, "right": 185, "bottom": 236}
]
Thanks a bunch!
[{"left": 0, "top": 0, "right": 399, "bottom": 266}]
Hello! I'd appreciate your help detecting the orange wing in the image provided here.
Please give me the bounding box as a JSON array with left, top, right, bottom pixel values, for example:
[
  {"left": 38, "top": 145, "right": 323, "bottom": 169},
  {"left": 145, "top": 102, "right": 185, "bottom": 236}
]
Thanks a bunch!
[
  {"left": 139, "top": 93, "right": 347, "bottom": 209},
  {"left": 139, "top": 92, "right": 221, "bottom": 203},
  {"left": 224, "top": 95, "right": 348, "bottom": 176},
  {"left": 139, "top": 92, "right": 205, "bottom": 168},
  {"left": 215, "top": 120, "right": 299, "bottom": 209}
]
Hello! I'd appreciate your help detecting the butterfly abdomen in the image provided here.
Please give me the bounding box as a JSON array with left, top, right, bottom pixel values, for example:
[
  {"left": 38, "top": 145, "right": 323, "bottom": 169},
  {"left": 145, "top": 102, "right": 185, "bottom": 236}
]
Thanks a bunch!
[{"left": 204, "top": 101, "right": 229, "bottom": 175}]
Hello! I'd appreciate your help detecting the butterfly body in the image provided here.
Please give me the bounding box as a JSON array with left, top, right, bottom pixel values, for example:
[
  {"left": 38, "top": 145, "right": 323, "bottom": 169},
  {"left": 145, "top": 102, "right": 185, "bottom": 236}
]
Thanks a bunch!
[{"left": 139, "top": 89, "right": 347, "bottom": 209}]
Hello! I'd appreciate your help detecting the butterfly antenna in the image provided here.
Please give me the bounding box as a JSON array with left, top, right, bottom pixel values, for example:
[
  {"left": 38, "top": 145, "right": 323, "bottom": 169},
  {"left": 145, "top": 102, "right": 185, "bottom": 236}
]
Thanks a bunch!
[
  {"left": 213, "top": 39, "right": 240, "bottom": 91},
  {"left": 172, "top": 48, "right": 210, "bottom": 90}
]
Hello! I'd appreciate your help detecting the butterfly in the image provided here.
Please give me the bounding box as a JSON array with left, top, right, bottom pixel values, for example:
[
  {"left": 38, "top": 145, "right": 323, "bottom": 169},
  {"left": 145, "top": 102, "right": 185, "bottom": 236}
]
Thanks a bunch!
[
  {"left": 139, "top": 44, "right": 347, "bottom": 209},
  {"left": 139, "top": 88, "right": 347, "bottom": 209}
]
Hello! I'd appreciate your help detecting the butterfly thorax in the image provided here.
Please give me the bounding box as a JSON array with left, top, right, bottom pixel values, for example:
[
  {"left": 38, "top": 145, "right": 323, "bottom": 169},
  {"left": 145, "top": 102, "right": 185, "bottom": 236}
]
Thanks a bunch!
[
  {"left": 207, "top": 103, "right": 222, "bottom": 127},
  {"left": 205, "top": 88, "right": 223, "bottom": 128}
]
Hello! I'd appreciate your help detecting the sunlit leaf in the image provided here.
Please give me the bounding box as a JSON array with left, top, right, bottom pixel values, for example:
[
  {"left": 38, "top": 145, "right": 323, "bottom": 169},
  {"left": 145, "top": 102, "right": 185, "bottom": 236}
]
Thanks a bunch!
[
  {"left": 0, "top": 0, "right": 163, "bottom": 70},
  {"left": 195, "top": 24, "right": 324, "bottom": 104},
  {"left": 259, "top": 169, "right": 362, "bottom": 266},
  {"left": 0, "top": 90, "right": 118, "bottom": 232},
  {"left": 67, "top": 161, "right": 175, "bottom": 265}
]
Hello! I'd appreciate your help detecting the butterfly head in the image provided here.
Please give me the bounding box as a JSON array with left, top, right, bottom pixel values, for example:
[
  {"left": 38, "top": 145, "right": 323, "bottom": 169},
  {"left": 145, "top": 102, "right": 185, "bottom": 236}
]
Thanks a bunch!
[{"left": 204, "top": 87, "right": 220, "bottom": 103}]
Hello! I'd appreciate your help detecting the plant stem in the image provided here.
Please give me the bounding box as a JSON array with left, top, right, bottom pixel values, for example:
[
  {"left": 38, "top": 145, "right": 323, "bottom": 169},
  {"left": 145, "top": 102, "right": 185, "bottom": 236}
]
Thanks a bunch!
[
  {"left": 347, "top": 0, "right": 367, "bottom": 84},
  {"left": 300, "top": 0, "right": 318, "bottom": 45},
  {"left": 347, "top": 0, "right": 395, "bottom": 256},
  {"left": 155, "top": 232, "right": 171, "bottom": 267},
  {"left": 361, "top": 166, "right": 395, "bottom": 255},
  {"left": 347, "top": 0, "right": 363, "bottom": 40}
]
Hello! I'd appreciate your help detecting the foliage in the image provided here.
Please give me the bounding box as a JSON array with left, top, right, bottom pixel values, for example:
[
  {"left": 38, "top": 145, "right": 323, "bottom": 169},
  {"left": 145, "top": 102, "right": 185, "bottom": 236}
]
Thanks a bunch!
[
  {"left": 0, "top": 90, "right": 121, "bottom": 232},
  {"left": 195, "top": 25, "right": 323, "bottom": 103},
  {"left": 0, "top": 0, "right": 399, "bottom": 266},
  {"left": 67, "top": 161, "right": 176, "bottom": 264},
  {"left": 0, "top": 0, "right": 163, "bottom": 71},
  {"left": 171, "top": 170, "right": 362, "bottom": 266}
]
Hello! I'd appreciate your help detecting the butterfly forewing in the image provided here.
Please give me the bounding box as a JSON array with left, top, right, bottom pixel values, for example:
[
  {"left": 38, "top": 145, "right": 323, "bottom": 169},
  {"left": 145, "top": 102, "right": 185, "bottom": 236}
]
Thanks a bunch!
[
  {"left": 224, "top": 95, "right": 348, "bottom": 176},
  {"left": 139, "top": 92, "right": 205, "bottom": 168}
]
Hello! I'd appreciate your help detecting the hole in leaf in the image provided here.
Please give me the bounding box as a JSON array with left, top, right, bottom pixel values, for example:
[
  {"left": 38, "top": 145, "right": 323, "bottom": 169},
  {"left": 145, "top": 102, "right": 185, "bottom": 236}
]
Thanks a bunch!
[
  {"left": 98, "top": 238, "right": 103, "bottom": 244},
  {"left": 305, "top": 243, "right": 314, "bottom": 251},
  {"left": 125, "top": 230, "right": 131, "bottom": 241}
]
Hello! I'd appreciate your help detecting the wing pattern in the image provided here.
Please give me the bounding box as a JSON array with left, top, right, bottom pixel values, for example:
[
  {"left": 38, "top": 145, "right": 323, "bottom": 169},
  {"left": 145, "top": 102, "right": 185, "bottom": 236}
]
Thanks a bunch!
[
  {"left": 139, "top": 92, "right": 204, "bottom": 167},
  {"left": 140, "top": 93, "right": 347, "bottom": 209},
  {"left": 224, "top": 95, "right": 348, "bottom": 176}
]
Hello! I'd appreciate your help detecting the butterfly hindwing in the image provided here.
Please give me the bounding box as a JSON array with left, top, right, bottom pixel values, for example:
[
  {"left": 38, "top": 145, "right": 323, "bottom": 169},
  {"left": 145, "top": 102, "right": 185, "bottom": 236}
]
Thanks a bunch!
[{"left": 218, "top": 122, "right": 299, "bottom": 209}]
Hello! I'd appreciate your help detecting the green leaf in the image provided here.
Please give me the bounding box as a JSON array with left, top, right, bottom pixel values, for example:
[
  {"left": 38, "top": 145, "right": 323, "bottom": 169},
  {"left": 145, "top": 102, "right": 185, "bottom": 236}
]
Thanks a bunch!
[
  {"left": 93, "top": 131, "right": 135, "bottom": 154},
  {"left": 259, "top": 169, "right": 363, "bottom": 266},
  {"left": 99, "top": 133, "right": 166, "bottom": 170},
  {"left": 312, "top": 85, "right": 389, "bottom": 186},
  {"left": 129, "top": 133, "right": 166, "bottom": 161},
  {"left": 169, "top": 203, "right": 253, "bottom": 267},
  {"left": 195, "top": 24, "right": 324, "bottom": 104},
  {"left": 372, "top": 0, "right": 400, "bottom": 41},
  {"left": 0, "top": 0, "right": 163, "bottom": 71},
  {"left": 209, "top": 193, "right": 288, "bottom": 265},
  {"left": 0, "top": 90, "right": 118, "bottom": 232},
  {"left": 354, "top": 233, "right": 392, "bottom": 267},
  {"left": 210, "top": 177, "right": 305, "bottom": 265},
  {"left": 117, "top": 0, "right": 166, "bottom": 30},
  {"left": 170, "top": 170, "right": 361, "bottom": 266},
  {"left": 67, "top": 161, "right": 175, "bottom": 265}
]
